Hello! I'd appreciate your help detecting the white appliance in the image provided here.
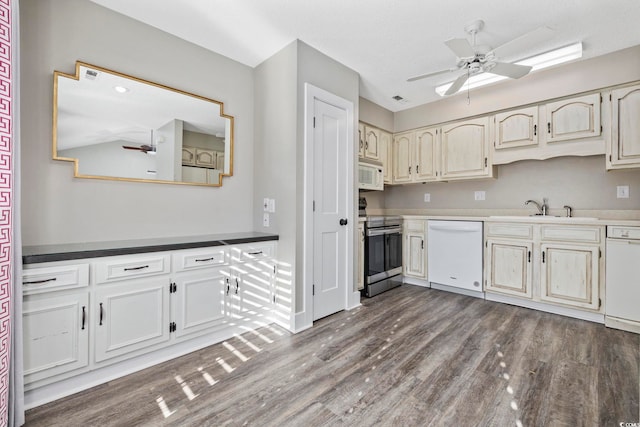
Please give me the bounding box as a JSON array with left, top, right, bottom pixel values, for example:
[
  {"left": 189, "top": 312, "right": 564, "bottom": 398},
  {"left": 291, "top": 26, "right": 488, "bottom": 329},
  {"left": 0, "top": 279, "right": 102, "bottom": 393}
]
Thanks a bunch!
[
  {"left": 605, "top": 225, "right": 640, "bottom": 333},
  {"left": 358, "top": 160, "right": 383, "bottom": 191},
  {"left": 427, "top": 220, "right": 483, "bottom": 297}
]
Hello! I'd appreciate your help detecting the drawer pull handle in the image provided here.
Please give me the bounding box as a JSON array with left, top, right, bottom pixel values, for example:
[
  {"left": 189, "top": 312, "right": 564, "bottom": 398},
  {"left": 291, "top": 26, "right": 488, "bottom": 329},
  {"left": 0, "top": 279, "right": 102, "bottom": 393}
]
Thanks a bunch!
[
  {"left": 23, "top": 277, "right": 57, "bottom": 285},
  {"left": 99, "top": 303, "right": 104, "bottom": 326},
  {"left": 226, "top": 278, "right": 230, "bottom": 295},
  {"left": 81, "top": 306, "right": 86, "bottom": 330},
  {"left": 195, "top": 257, "right": 215, "bottom": 262},
  {"left": 235, "top": 278, "right": 239, "bottom": 294},
  {"left": 542, "top": 251, "right": 546, "bottom": 263},
  {"left": 124, "top": 265, "right": 150, "bottom": 271},
  {"left": 247, "top": 251, "right": 263, "bottom": 256},
  {"left": 528, "top": 251, "right": 531, "bottom": 263}
]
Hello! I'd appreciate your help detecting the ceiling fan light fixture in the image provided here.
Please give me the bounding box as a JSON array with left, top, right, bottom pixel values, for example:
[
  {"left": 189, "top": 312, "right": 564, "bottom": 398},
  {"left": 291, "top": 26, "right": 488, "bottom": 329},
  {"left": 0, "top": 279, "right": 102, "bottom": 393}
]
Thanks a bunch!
[{"left": 435, "top": 42, "right": 583, "bottom": 97}]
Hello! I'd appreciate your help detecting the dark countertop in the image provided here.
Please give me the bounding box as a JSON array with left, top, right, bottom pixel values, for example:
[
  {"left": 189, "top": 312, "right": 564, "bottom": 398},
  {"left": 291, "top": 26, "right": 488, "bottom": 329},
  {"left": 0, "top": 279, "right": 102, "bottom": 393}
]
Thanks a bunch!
[{"left": 23, "top": 232, "right": 279, "bottom": 264}]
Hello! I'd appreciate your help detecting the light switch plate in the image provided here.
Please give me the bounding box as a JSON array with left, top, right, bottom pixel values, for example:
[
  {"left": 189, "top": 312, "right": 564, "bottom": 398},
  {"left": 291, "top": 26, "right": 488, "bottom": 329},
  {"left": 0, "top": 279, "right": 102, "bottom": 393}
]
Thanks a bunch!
[
  {"left": 617, "top": 185, "right": 630, "bottom": 198},
  {"left": 263, "top": 198, "right": 269, "bottom": 211},
  {"left": 474, "top": 191, "right": 486, "bottom": 201},
  {"left": 269, "top": 199, "right": 276, "bottom": 213},
  {"left": 263, "top": 213, "right": 270, "bottom": 227},
  {"left": 424, "top": 193, "right": 431, "bottom": 203}
]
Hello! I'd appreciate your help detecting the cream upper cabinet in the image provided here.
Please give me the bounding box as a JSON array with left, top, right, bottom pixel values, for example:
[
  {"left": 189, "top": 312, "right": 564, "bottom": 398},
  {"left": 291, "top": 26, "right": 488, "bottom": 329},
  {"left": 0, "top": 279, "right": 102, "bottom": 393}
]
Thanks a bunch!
[
  {"left": 392, "top": 132, "right": 413, "bottom": 183},
  {"left": 195, "top": 148, "right": 217, "bottom": 168},
  {"left": 414, "top": 127, "right": 438, "bottom": 181},
  {"left": 608, "top": 84, "right": 640, "bottom": 169},
  {"left": 494, "top": 106, "right": 539, "bottom": 150},
  {"left": 539, "top": 243, "right": 600, "bottom": 310},
  {"left": 358, "top": 123, "right": 365, "bottom": 158},
  {"left": 440, "top": 117, "right": 493, "bottom": 180},
  {"left": 485, "top": 239, "right": 533, "bottom": 298},
  {"left": 182, "top": 147, "right": 196, "bottom": 165},
  {"left": 364, "top": 126, "right": 381, "bottom": 160},
  {"left": 545, "top": 93, "right": 601, "bottom": 143},
  {"left": 380, "top": 130, "right": 393, "bottom": 183},
  {"left": 403, "top": 220, "right": 426, "bottom": 279}
]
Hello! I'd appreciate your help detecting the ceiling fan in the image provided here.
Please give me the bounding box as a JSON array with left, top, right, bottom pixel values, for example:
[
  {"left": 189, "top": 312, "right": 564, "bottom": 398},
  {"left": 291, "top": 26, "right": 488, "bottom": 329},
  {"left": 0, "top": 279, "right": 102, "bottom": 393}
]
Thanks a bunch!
[
  {"left": 408, "top": 20, "right": 552, "bottom": 96},
  {"left": 122, "top": 144, "right": 156, "bottom": 154}
]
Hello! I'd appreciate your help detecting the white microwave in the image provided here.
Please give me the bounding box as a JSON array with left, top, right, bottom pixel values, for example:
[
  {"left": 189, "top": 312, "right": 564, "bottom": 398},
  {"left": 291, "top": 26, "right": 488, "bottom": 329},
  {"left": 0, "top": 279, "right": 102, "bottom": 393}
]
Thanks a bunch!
[{"left": 358, "top": 160, "right": 384, "bottom": 191}]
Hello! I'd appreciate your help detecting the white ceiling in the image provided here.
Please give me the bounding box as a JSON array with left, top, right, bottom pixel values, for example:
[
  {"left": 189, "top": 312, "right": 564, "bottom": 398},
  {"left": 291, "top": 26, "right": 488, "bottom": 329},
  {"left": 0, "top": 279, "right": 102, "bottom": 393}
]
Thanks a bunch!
[{"left": 90, "top": 0, "right": 640, "bottom": 112}]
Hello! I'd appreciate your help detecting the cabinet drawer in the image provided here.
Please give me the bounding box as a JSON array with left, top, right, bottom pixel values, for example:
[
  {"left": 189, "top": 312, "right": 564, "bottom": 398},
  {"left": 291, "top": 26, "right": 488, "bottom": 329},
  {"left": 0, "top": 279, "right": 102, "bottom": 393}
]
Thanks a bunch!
[
  {"left": 541, "top": 226, "right": 602, "bottom": 243},
  {"left": 22, "top": 264, "right": 89, "bottom": 295},
  {"left": 230, "top": 242, "right": 276, "bottom": 263},
  {"left": 404, "top": 219, "right": 426, "bottom": 232},
  {"left": 608, "top": 226, "right": 640, "bottom": 240},
  {"left": 173, "top": 248, "right": 227, "bottom": 272},
  {"left": 485, "top": 223, "right": 534, "bottom": 239},
  {"left": 95, "top": 254, "right": 170, "bottom": 284}
]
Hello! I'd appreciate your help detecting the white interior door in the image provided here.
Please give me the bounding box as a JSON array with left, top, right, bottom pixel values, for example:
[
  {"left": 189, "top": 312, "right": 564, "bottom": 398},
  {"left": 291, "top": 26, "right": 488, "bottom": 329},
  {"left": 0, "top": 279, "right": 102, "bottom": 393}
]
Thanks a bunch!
[{"left": 312, "top": 98, "right": 348, "bottom": 320}]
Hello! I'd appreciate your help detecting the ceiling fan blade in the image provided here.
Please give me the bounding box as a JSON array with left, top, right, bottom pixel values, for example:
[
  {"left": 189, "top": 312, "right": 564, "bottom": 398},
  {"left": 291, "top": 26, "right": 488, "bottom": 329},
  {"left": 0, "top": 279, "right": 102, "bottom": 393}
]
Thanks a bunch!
[
  {"left": 490, "top": 62, "right": 532, "bottom": 79},
  {"left": 407, "top": 68, "right": 458, "bottom": 82},
  {"left": 444, "top": 73, "right": 469, "bottom": 96},
  {"left": 489, "top": 26, "right": 554, "bottom": 59},
  {"left": 444, "top": 38, "right": 476, "bottom": 58}
]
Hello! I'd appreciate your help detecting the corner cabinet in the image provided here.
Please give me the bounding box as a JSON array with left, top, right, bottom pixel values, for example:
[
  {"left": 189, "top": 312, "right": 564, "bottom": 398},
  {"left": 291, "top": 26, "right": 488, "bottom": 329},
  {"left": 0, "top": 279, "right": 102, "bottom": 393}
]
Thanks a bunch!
[
  {"left": 22, "top": 238, "right": 278, "bottom": 399},
  {"left": 608, "top": 84, "right": 640, "bottom": 170},
  {"left": 440, "top": 117, "right": 494, "bottom": 180}
]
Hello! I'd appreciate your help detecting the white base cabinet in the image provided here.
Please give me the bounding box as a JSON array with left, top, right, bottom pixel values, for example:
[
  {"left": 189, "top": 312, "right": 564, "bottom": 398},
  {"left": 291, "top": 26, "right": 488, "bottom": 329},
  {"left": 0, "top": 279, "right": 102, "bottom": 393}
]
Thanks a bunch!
[
  {"left": 23, "top": 292, "right": 90, "bottom": 385},
  {"left": 22, "top": 239, "right": 278, "bottom": 404},
  {"left": 484, "top": 222, "right": 603, "bottom": 312},
  {"left": 403, "top": 219, "right": 427, "bottom": 279}
]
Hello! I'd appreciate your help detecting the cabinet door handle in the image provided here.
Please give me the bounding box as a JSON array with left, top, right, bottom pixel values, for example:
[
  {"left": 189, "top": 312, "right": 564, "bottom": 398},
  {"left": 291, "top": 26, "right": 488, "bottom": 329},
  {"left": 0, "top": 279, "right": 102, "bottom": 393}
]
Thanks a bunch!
[
  {"left": 23, "top": 277, "right": 57, "bottom": 285},
  {"left": 528, "top": 251, "right": 531, "bottom": 263},
  {"left": 533, "top": 124, "right": 537, "bottom": 136},
  {"left": 195, "top": 257, "right": 215, "bottom": 262},
  {"left": 124, "top": 265, "right": 149, "bottom": 271},
  {"left": 235, "top": 278, "right": 239, "bottom": 294},
  {"left": 547, "top": 122, "right": 551, "bottom": 134},
  {"left": 247, "top": 251, "right": 263, "bottom": 255},
  {"left": 421, "top": 240, "right": 424, "bottom": 250},
  {"left": 99, "top": 303, "right": 104, "bottom": 326},
  {"left": 226, "top": 278, "right": 230, "bottom": 295},
  {"left": 542, "top": 251, "right": 546, "bottom": 263},
  {"left": 365, "top": 141, "right": 368, "bottom": 150},
  {"left": 409, "top": 166, "right": 411, "bottom": 175},
  {"left": 416, "top": 165, "right": 419, "bottom": 174},
  {"left": 81, "top": 306, "right": 86, "bottom": 330}
]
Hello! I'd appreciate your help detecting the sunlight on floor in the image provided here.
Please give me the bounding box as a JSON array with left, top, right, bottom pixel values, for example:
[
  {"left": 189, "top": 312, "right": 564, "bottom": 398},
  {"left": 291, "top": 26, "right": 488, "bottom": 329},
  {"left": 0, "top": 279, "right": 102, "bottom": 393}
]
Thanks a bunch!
[{"left": 495, "top": 344, "right": 523, "bottom": 427}]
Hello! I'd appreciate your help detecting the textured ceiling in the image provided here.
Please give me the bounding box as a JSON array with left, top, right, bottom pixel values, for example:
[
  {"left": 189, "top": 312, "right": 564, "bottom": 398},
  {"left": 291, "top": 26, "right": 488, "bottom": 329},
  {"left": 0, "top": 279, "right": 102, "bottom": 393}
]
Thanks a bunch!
[{"left": 90, "top": 0, "right": 640, "bottom": 112}]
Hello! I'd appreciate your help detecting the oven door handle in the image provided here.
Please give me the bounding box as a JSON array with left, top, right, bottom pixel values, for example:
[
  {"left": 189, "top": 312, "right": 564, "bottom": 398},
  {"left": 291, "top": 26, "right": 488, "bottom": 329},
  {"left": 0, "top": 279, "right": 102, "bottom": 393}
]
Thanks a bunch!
[{"left": 366, "top": 227, "right": 402, "bottom": 237}]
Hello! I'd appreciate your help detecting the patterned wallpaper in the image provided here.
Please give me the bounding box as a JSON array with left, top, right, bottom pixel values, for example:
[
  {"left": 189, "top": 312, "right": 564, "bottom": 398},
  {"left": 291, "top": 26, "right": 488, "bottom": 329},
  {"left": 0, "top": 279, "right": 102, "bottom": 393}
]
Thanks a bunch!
[{"left": 0, "top": 0, "right": 12, "bottom": 424}]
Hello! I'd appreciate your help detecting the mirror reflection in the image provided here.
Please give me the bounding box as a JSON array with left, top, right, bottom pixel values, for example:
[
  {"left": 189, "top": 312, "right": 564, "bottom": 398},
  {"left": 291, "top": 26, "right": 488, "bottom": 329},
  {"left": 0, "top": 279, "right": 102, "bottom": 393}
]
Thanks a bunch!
[{"left": 54, "top": 62, "right": 234, "bottom": 186}]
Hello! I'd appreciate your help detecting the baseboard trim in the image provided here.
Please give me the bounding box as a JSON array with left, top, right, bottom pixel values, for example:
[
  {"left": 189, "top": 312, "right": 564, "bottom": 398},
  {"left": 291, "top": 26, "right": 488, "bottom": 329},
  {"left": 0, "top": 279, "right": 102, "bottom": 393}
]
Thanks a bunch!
[{"left": 486, "top": 293, "right": 604, "bottom": 323}]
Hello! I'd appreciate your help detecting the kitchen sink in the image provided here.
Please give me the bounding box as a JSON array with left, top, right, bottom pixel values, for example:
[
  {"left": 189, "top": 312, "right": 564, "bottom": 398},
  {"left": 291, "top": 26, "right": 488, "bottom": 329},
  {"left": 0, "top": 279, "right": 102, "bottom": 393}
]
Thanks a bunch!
[{"left": 489, "top": 215, "right": 598, "bottom": 221}]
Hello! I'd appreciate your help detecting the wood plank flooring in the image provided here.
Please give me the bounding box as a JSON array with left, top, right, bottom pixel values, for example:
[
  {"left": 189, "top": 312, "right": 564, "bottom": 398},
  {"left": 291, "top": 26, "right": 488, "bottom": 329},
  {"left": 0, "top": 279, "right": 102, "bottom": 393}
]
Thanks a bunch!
[{"left": 25, "top": 285, "right": 640, "bottom": 426}]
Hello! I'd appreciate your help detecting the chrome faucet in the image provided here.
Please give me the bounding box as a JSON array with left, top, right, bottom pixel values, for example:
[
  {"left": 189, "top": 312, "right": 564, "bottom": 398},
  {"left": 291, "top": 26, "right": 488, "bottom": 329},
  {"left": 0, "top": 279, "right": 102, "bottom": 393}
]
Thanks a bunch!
[
  {"left": 563, "top": 205, "right": 572, "bottom": 218},
  {"left": 525, "top": 198, "right": 548, "bottom": 216}
]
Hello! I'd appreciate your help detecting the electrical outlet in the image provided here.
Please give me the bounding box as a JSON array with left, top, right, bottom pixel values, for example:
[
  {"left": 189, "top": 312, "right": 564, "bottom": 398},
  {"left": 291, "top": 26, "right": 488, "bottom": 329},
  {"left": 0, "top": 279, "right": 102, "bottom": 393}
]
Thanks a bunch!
[
  {"left": 263, "top": 213, "right": 270, "bottom": 227},
  {"left": 263, "top": 198, "right": 269, "bottom": 211},
  {"left": 269, "top": 199, "right": 276, "bottom": 213},
  {"left": 424, "top": 193, "right": 431, "bottom": 203},
  {"left": 474, "top": 191, "right": 486, "bottom": 201},
  {"left": 617, "top": 185, "right": 630, "bottom": 198}
]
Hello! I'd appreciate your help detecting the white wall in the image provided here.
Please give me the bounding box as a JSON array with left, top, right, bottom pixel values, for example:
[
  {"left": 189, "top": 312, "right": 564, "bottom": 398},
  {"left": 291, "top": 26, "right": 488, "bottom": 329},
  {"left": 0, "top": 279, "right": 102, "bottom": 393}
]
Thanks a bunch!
[
  {"left": 254, "top": 40, "right": 360, "bottom": 317},
  {"left": 20, "top": 0, "right": 255, "bottom": 245}
]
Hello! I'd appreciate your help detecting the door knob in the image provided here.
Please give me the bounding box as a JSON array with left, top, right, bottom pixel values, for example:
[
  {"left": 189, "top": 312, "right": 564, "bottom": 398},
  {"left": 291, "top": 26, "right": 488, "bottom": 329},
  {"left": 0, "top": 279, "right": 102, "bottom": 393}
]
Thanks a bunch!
[{"left": 339, "top": 218, "right": 348, "bottom": 226}]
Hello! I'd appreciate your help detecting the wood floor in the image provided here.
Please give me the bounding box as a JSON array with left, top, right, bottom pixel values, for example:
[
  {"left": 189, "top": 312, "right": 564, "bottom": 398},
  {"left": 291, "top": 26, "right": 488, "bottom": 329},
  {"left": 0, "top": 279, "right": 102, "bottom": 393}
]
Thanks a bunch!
[{"left": 25, "top": 285, "right": 640, "bottom": 426}]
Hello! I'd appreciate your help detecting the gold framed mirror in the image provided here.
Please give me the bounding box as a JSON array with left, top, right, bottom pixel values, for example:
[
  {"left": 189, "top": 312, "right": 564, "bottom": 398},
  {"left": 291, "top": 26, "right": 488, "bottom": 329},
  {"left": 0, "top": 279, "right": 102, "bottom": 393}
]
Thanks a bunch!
[{"left": 53, "top": 61, "right": 234, "bottom": 186}]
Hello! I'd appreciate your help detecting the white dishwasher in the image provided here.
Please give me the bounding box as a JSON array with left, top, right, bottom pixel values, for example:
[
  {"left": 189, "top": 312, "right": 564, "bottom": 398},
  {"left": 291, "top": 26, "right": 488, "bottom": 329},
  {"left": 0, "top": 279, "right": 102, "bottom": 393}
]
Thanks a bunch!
[
  {"left": 427, "top": 220, "right": 484, "bottom": 298},
  {"left": 605, "top": 225, "right": 640, "bottom": 333}
]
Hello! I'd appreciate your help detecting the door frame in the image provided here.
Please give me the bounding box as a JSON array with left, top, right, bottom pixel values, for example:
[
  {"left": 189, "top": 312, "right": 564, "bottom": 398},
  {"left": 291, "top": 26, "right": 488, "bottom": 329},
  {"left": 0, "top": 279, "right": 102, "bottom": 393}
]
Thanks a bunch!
[{"left": 301, "top": 83, "right": 356, "bottom": 329}]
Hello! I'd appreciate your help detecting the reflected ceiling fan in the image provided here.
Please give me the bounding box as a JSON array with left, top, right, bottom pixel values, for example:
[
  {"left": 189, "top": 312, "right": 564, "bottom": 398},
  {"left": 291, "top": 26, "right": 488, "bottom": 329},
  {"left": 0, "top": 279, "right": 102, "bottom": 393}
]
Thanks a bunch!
[
  {"left": 408, "top": 20, "right": 552, "bottom": 95},
  {"left": 122, "top": 129, "right": 157, "bottom": 154}
]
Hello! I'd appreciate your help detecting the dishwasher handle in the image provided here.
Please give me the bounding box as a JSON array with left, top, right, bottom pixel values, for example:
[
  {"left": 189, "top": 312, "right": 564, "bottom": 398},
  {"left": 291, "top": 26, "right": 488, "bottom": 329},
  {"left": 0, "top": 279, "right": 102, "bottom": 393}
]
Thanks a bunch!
[{"left": 428, "top": 225, "right": 481, "bottom": 233}]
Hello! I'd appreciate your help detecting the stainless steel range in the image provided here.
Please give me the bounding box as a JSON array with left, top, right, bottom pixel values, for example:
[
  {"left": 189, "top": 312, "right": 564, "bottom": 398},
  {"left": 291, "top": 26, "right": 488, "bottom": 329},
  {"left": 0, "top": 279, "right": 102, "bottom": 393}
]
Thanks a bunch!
[{"left": 363, "top": 216, "right": 403, "bottom": 297}]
